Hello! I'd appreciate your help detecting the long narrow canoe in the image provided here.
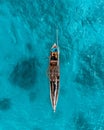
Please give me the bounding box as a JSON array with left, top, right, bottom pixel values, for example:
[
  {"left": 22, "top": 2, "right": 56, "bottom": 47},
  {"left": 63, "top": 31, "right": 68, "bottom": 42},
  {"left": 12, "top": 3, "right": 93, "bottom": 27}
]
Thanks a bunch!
[{"left": 48, "top": 43, "right": 60, "bottom": 112}]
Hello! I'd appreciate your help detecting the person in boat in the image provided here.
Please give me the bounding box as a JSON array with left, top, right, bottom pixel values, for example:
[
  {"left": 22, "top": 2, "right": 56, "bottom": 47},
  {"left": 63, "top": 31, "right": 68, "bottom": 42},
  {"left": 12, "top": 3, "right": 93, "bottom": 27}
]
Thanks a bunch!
[
  {"left": 51, "top": 48, "right": 58, "bottom": 60},
  {"left": 50, "top": 43, "right": 58, "bottom": 60},
  {"left": 51, "top": 53, "right": 57, "bottom": 60}
]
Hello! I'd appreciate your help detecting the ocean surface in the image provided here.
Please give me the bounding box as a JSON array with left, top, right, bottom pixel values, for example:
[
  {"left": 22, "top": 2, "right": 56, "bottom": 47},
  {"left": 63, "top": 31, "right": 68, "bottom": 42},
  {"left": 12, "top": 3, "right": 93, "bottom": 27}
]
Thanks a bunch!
[{"left": 0, "top": 0, "right": 104, "bottom": 129}]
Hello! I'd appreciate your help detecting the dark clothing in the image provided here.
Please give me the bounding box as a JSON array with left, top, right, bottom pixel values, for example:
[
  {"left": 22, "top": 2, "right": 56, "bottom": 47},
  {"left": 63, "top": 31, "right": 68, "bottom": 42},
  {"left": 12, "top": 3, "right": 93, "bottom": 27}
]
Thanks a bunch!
[{"left": 51, "top": 56, "right": 57, "bottom": 60}]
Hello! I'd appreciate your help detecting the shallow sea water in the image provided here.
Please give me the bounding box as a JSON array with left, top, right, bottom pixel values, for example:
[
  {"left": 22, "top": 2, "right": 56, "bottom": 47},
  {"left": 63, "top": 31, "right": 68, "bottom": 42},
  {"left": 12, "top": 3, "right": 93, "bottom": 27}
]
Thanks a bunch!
[{"left": 0, "top": 0, "right": 104, "bottom": 130}]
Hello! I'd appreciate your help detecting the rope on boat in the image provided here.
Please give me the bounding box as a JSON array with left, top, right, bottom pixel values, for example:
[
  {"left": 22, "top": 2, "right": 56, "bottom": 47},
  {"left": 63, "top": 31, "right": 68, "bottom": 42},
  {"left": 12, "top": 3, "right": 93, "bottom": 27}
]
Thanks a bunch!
[
  {"left": 56, "top": 27, "right": 60, "bottom": 65},
  {"left": 53, "top": 0, "right": 59, "bottom": 48},
  {"left": 56, "top": 27, "right": 58, "bottom": 46}
]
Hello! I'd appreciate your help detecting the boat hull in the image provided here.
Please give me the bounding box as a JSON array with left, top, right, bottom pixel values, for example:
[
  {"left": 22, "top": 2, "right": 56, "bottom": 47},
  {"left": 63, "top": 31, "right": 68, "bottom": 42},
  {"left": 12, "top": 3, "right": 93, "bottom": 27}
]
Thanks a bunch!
[{"left": 49, "top": 43, "right": 60, "bottom": 112}]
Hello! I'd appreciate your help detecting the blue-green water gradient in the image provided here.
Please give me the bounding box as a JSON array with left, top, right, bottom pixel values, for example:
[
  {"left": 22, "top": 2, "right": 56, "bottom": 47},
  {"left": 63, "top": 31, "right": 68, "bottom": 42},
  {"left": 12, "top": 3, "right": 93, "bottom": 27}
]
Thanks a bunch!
[{"left": 0, "top": 0, "right": 104, "bottom": 129}]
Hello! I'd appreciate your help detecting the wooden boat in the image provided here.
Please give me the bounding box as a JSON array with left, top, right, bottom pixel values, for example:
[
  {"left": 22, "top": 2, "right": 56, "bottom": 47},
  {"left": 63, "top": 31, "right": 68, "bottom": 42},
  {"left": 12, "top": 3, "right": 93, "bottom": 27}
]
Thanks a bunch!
[{"left": 48, "top": 43, "right": 60, "bottom": 112}]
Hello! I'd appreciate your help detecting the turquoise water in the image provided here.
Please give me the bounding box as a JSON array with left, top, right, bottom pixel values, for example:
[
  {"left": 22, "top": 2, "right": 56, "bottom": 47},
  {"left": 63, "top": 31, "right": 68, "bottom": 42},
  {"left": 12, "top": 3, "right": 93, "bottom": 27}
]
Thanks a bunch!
[{"left": 0, "top": 0, "right": 104, "bottom": 129}]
